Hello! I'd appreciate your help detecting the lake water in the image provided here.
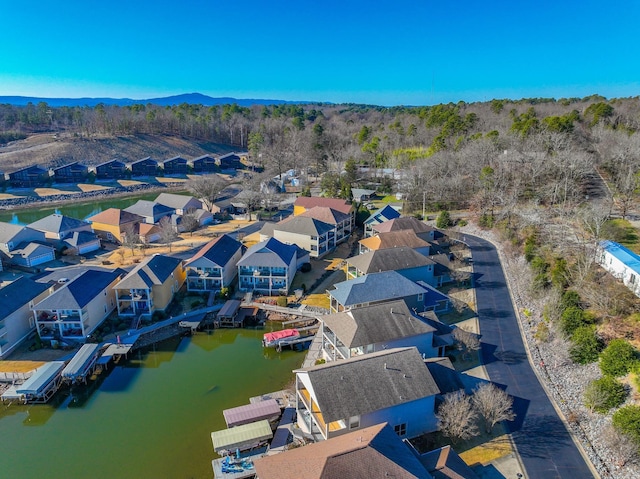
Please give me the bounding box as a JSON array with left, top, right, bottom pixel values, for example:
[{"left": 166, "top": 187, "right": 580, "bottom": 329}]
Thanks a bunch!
[{"left": 0, "top": 329, "right": 304, "bottom": 479}]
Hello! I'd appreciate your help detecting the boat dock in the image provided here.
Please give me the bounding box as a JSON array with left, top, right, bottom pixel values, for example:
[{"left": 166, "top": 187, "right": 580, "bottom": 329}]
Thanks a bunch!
[
  {"left": 267, "top": 406, "right": 296, "bottom": 454},
  {"left": 61, "top": 343, "right": 102, "bottom": 384},
  {"left": 1, "top": 361, "right": 66, "bottom": 404}
]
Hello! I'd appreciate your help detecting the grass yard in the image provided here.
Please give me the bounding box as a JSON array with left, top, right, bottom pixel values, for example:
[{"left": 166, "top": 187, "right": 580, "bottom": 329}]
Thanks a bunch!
[
  {"left": 0, "top": 360, "right": 45, "bottom": 373},
  {"left": 301, "top": 293, "right": 330, "bottom": 310}
]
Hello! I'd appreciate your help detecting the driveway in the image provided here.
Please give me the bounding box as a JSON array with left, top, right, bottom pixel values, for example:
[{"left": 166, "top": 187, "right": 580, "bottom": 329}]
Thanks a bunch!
[{"left": 466, "top": 234, "right": 595, "bottom": 479}]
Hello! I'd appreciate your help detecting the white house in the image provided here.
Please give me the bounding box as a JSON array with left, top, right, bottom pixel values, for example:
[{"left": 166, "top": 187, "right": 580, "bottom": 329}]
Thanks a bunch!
[
  {"left": 597, "top": 240, "right": 640, "bottom": 297},
  {"left": 237, "top": 238, "right": 300, "bottom": 295}
]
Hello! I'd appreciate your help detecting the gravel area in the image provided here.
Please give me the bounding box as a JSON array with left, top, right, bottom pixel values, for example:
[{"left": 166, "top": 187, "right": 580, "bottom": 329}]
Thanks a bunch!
[{"left": 459, "top": 224, "right": 638, "bottom": 479}]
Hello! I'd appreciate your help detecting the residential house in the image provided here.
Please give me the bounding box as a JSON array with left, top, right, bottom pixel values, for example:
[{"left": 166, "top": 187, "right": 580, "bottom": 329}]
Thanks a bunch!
[
  {"left": 597, "top": 240, "right": 640, "bottom": 297},
  {"left": 359, "top": 230, "right": 431, "bottom": 256},
  {"left": 124, "top": 200, "right": 174, "bottom": 224},
  {"left": 33, "top": 269, "right": 123, "bottom": 342},
  {"left": 190, "top": 154, "right": 218, "bottom": 173},
  {"left": 293, "top": 197, "right": 355, "bottom": 233},
  {"left": 0, "top": 277, "right": 53, "bottom": 359},
  {"left": 93, "top": 159, "right": 127, "bottom": 179},
  {"left": 137, "top": 223, "right": 161, "bottom": 244},
  {"left": 328, "top": 270, "right": 450, "bottom": 314},
  {"left": 87, "top": 208, "right": 142, "bottom": 243},
  {"left": 260, "top": 215, "right": 336, "bottom": 259},
  {"left": 154, "top": 193, "right": 203, "bottom": 215},
  {"left": 217, "top": 152, "right": 244, "bottom": 170},
  {"left": 0, "top": 223, "right": 55, "bottom": 268},
  {"left": 185, "top": 234, "right": 243, "bottom": 293},
  {"left": 114, "top": 254, "right": 185, "bottom": 317},
  {"left": 129, "top": 157, "right": 158, "bottom": 177},
  {"left": 345, "top": 247, "right": 438, "bottom": 286},
  {"left": 161, "top": 156, "right": 188, "bottom": 175},
  {"left": 61, "top": 231, "right": 102, "bottom": 255},
  {"left": 237, "top": 237, "right": 299, "bottom": 294},
  {"left": 372, "top": 216, "right": 440, "bottom": 242},
  {"left": 253, "top": 422, "right": 433, "bottom": 479},
  {"left": 211, "top": 199, "right": 235, "bottom": 217},
  {"left": 320, "top": 299, "right": 451, "bottom": 362},
  {"left": 192, "top": 208, "right": 214, "bottom": 226},
  {"left": 8, "top": 165, "right": 50, "bottom": 187},
  {"left": 299, "top": 206, "right": 352, "bottom": 244},
  {"left": 420, "top": 444, "right": 480, "bottom": 479},
  {"left": 27, "top": 214, "right": 101, "bottom": 254},
  {"left": 52, "top": 162, "right": 88, "bottom": 183},
  {"left": 364, "top": 204, "right": 401, "bottom": 237},
  {"left": 295, "top": 347, "right": 440, "bottom": 441},
  {"left": 351, "top": 188, "right": 377, "bottom": 203}
]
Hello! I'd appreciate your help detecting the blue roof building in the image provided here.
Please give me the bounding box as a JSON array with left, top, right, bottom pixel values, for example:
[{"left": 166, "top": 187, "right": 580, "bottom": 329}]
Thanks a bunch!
[{"left": 598, "top": 240, "right": 640, "bottom": 297}]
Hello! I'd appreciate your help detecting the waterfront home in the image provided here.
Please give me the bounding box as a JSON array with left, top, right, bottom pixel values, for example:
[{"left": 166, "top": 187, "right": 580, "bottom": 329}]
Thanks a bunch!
[
  {"left": 0, "top": 277, "right": 53, "bottom": 359},
  {"left": 597, "top": 240, "right": 640, "bottom": 298},
  {"left": 328, "top": 270, "right": 444, "bottom": 313},
  {"left": 124, "top": 200, "right": 174, "bottom": 224},
  {"left": 0, "top": 222, "right": 55, "bottom": 268},
  {"left": 237, "top": 238, "right": 299, "bottom": 295},
  {"left": 7, "top": 165, "right": 50, "bottom": 188},
  {"left": 28, "top": 214, "right": 101, "bottom": 254},
  {"left": 185, "top": 234, "right": 244, "bottom": 293},
  {"left": 87, "top": 208, "right": 143, "bottom": 243},
  {"left": 129, "top": 157, "right": 158, "bottom": 177},
  {"left": 114, "top": 254, "right": 185, "bottom": 317},
  {"left": 371, "top": 216, "right": 440, "bottom": 242},
  {"left": 320, "top": 299, "right": 452, "bottom": 362},
  {"left": 161, "top": 156, "right": 188, "bottom": 175},
  {"left": 294, "top": 347, "right": 440, "bottom": 441},
  {"left": 154, "top": 193, "right": 203, "bottom": 215},
  {"left": 293, "top": 197, "right": 355, "bottom": 232},
  {"left": 359, "top": 230, "right": 431, "bottom": 256},
  {"left": 93, "top": 159, "right": 127, "bottom": 179},
  {"left": 364, "top": 204, "right": 401, "bottom": 237},
  {"left": 253, "top": 422, "right": 433, "bottom": 479},
  {"left": 52, "top": 162, "right": 88, "bottom": 183},
  {"left": 190, "top": 154, "right": 218, "bottom": 173},
  {"left": 33, "top": 269, "right": 123, "bottom": 342},
  {"left": 298, "top": 206, "right": 352, "bottom": 244},
  {"left": 260, "top": 215, "right": 336, "bottom": 259},
  {"left": 345, "top": 247, "right": 438, "bottom": 286}
]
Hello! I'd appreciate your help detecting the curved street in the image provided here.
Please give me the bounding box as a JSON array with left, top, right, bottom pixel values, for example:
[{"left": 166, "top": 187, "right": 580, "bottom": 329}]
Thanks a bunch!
[{"left": 466, "top": 234, "right": 595, "bottom": 479}]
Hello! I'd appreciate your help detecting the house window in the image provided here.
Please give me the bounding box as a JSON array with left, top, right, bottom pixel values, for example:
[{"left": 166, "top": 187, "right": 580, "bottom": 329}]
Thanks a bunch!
[
  {"left": 349, "top": 415, "right": 360, "bottom": 429},
  {"left": 417, "top": 293, "right": 424, "bottom": 301},
  {"left": 631, "top": 275, "right": 636, "bottom": 285},
  {"left": 394, "top": 423, "right": 407, "bottom": 437}
]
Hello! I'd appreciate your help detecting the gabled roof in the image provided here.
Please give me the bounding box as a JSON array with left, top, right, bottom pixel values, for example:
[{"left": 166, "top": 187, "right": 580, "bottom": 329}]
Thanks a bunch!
[
  {"left": 237, "top": 237, "right": 297, "bottom": 268},
  {"left": 154, "top": 193, "right": 202, "bottom": 210},
  {"left": 372, "top": 217, "right": 436, "bottom": 234},
  {"left": 359, "top": 230, "right": 430, "bottom": 251},
  {"left": 600, "top": 240, "right": 640, "bottom": 274},
  {"left": 191, "top": 154, "right": 216, "bottom": 162},
  {"left": 322, "top": 299, "right": 436, "bottom": 348},
  {"left": 273, "top": 215, "right": 335, "bottom": 237},
  {"left": 115, "top": 254, "right": 182, "bottom": 290},
  {"left": 124, "top": 200, "right": 174, "bottom": 218},
  {"left": 63, "top": 231, "right": 99, "bottom": 248},
  {"left": 364, "top": 204, "right": 402, "bottom": 226},
  {"left": 95, "top": 159, "right": 125, "bottom": 168},
  {"left": 0, "top": 277, "right": 51, "bottom": 319},
  {"left": 130, "top": 156, "right": 157, "bottom": 165},
  {"left": 253, "top": 422, "right": 432, "bottom": 479},
  {"left": 33, "top": 269, "right": 122, "bottom": 310},
  {"left": 296, "top": 347, "right": 439, "bottom": 422},
  {"left": 87, "top": 208, "right": 142, "bottom": 226},
  {"left": 347, "top": 247, "right": 434, "bottom": 274},
  {"left": 329, "top": 271, "right": 428, "bottom": 307},
  {"left": 420, "top": 445, "right": 479, "bottom": 479},
  {"left": 10, "top": 242, "right": 53, "bottom": 258},
  {"left": 186, "top": 234, "right": 243, "bottom": 268},
  {"left": 137, "top": 223, "right": 161, "bottom": 236},
  {"left": 9, "top": 165, "right": 48, "bottom": 175},
  {"left": 162, "top": 156, "right": 187, "bottom": 165},
  {"left": 299, "top": 206, "right": 351, "bottom": 225},
  {"left": 0, "top": 223, "right": 40, "bottom": 244},
  {"left": 294, "top": 197, "right": 353, "bottom": 215},
  {"left": 28, "top": 214, "right": 90, "bottom": 235},
  {"left": 423, "top": 358, "right": 465, "bottom": 395},
  {"left": 52, "top": 161, "right": 87, "bottom": 172}
]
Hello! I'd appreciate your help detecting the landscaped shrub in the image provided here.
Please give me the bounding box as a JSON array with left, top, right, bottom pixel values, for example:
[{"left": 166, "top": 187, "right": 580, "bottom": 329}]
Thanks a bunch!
[
  {"left": 613, "top": 405, "right": 640, "bottom": 446},
  {"left": 570, "top": 326, "right": 602, "bottom": 364},
  {"left": 560, "top": 306, "right": 593, "bottom": 337},
  {"left": 583, "top": 376, "right": 627, "bottom": 413},
  {"left": 600, "top": 339, "right": 638, "bottom": 377},
  {"left": 560, "top": 290, "right": 582, "bottom": 310},
  {"left": 436, "top": 210, "right": 452, "bottom": 228}
]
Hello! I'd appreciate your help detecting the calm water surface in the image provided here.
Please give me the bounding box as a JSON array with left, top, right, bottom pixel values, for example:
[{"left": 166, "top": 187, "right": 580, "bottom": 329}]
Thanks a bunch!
[{"left": 0, "top": 329, "right": 303, "bottom": 479}]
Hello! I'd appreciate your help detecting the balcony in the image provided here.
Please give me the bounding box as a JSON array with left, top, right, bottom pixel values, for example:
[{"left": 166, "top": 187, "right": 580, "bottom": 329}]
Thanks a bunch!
[{"left": 298, "top": 388, "right": 345, "bottom": 436}]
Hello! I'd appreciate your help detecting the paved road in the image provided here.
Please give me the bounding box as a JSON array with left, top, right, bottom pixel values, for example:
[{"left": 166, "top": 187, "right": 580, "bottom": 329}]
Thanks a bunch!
[{"left": 466, "top": 234, "right": 595, "bottom": 479}]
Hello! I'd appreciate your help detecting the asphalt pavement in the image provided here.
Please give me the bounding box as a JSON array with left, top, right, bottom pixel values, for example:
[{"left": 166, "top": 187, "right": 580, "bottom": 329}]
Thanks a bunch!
[{"left": 465, "top": 234, "right": 596, "bottom": 479}]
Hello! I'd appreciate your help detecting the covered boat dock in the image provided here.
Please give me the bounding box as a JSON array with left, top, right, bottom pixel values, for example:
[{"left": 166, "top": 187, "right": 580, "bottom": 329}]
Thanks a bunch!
[
  {"left": 215, "top": 300, "right": 243, "bottom": 328},
  {"left": 2, "top": 361, "right": 66, "bottom": 404},
  {"left": 223, "top": 398, "right": 281, "bottom": 428},
  {"left": 61, "top": 343, "right": 102, "bottom": 384},
  {"left": 211, "top": 419, "right": 273, "bottom": 455}
]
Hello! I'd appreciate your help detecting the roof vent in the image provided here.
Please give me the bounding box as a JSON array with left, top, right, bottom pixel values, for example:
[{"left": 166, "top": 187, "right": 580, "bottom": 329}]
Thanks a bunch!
[
  {"left": 403, "top": 374, "right": 407, "bottom": 378},
  {"left": 384, "top": 363, "right": 387, "bottom": 369}
]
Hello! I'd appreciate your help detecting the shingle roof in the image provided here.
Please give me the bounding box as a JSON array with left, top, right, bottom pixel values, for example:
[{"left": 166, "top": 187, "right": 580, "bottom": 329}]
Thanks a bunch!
[
  {"left": 329, "top": 271, "right": 428, "bottom": 307},
  {"left": 237, "top": 237, "right": 297, "bottom": 268},
  {"left": 33, "top": 269, "right": 121, "bottom": 310},
  {"left": 0, "top": 277, "right": 51, "bottom": 319},
  {"left": 63, "top": 231, "right": 99, "bottom": 248},
  {"left": 372, "top": 217, "right": 436, "bottom": 234},
  {"left": 273, "top": 215, "right": 335, "bottom": 237},
  {"left": 253, "top": 423, "right": 431, "bottom": 479},
  {"left": 420, "top": 445, "right": 479, "bottom": 479},
  {"left": 124, "top": 200, "right": 174, "bottom": 218},
  {"left": 364, "top": 204, "right": 401, "bottom": 226},
  {"left": 296, "top": 347, "right": 439, "bottom": 422},
  {"left": 0, "top": 223, "right": 34, "bottom": 244},
  {"left": 186, "top": 234, "right": 243, "bottom": 268},
  {"left": 294, "top": 197, "right": 353, "bottom": 215},
  {"left": 322, "top": 300, "right": 436, "bottom": 348},
  {"left": 359, "top": 230, "right": 430, "bottom": 251},
  {"left": 115, "top": 254, "right": 182, "bottom": 289},
  {"left": 87, "top": 208, "right": 142, "bottom": 226},
  {"left": 299, "top": 206, "right": 351, "bottom": 225},
  {"left": 347, "top": 247, "right": 434, "bottom": 274},
  {"left": 423, "top": 358, "right": 465, "bottom": 395},
  {"left": 28, "top": 214, "right": 90, "bottom": 235},
  {"left": 154, "top": 193, "right": 202, "bottom": 210}
]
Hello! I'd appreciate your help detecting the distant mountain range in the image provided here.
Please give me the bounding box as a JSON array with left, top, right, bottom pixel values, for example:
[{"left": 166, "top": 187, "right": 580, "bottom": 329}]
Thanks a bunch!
[{"left": 0, "top": 92, "right": 317, "bottom": 107}]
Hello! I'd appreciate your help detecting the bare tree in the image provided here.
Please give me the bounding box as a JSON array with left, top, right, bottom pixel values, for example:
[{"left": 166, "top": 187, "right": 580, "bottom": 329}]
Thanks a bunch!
[
  {"left": 187, "top": 174, "right": 228, "bottom": 212},
  {"left": 158, "top": 217, "right": 178, "bottom": 252},
  {"left": 600, "top": 425, "right": 638, "bottom": 467},
  {"left": 436, "top": 391, "right": 479, "bottom": 443},
  {"left": 472, "top": 383, "right": 516, "bottom": 433},
  {"left": 452, "top": 326, "right": 481, "bottom": 361},
  {"left": 121, "top": 223, "right": 140, "bottom": 255},
  {"left": 180, "top": 210, "right": 200, "bottom": 237}
]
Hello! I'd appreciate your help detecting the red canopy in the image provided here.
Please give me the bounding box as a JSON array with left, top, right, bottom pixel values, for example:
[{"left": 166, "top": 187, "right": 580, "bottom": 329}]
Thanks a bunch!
[{"left": 263, "top": 329, "right": 299, "bottom": 343}]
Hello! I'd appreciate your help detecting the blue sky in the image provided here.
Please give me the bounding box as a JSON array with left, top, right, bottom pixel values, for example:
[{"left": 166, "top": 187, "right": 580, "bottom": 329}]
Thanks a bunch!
[{"left": 0, "top": 0, "right": 638, "bottom": 106}]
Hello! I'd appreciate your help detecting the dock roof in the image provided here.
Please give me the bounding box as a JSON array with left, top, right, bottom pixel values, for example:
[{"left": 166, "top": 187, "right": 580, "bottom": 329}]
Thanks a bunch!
[
  {"left": 61, "top": 343, "right": 101, "bottom": 381},
  {"left": 210, "top": 419, "right": 273, "bottom": 453},
  {"left": 16, "top": 361, "right": 65, "bottom": 395},
  {"left": 223, "top": 399, "right": 281, "bottom": 428}
]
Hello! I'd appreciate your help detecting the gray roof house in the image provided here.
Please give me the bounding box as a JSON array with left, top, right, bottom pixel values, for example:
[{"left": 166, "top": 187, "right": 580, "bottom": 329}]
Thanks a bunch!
[
  {"left": 154, "top": 193, "right": 203, "bottom": 215},
  {"left": 372, "top": 216, "right": 440, "bottom": 242},
  {"left": 294, "top": 347, "right": 440, "bottom": 441},
  {"left": 260, "top": 215, "right": 336, "bottom": 258},
  {"left": 0, "top": 223, "right": 54, "bottom": 268},
  {"left": 124, "top": 200, "right": 175, "bottom": 224},
  {"left": 185, "top": 234, "right": 244, "bottom": 293},
  {"left": 320, "top": 299, "right": 451, "bottom": 362},
  {"left": 298, "top": 206, "right": 352, "bottom": 244},
  {"left": 33, "top": 269, "right": 123, "bottom": 342},
  {"left": 346, "top": 247, "right": 438, "bottom": 286},
  {"left": 28, "top": 214, "right": 93, "bottom": 240},
  {"left": 237, "top": 237, "right": 299, "bottom": 294}
]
